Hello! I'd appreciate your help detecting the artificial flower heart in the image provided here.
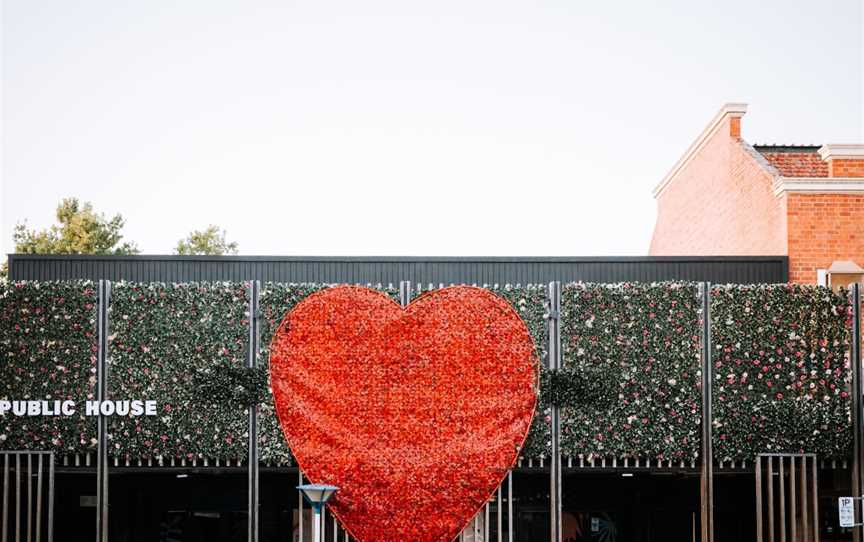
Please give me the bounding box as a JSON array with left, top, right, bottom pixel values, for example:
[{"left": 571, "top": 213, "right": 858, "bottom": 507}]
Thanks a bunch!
[{"left": 270, "top": 285, "right": 538, "bottom": 542}]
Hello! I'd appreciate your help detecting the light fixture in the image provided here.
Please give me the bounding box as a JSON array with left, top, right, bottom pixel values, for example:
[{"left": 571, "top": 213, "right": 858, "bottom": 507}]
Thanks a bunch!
[
  {"left": 621, "top": 473, "right": 634, "bottom": 478},
  {"left": 298, "top": 483, "right": 339, "bottom": 542}
]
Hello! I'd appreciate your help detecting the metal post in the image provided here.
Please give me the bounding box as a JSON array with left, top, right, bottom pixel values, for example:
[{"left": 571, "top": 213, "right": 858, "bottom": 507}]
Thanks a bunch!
[
  {"left": 853, "top": 283, "right": 863, "bottom": 542},
  {"left": 497, "top": 487, "right": 502, "bottom": 542},
  {"left": 313, "top": 505, "right": 322, "bottom": 542},
  {"left": 35, "top": 455, "right": 41, "bottom": 542},
  {"left": 546, "top": 281, "right": 562, "bottom": 542},
  {"left": 810, "top": 456, "right": 818, "bottom": 542},
  {"left": 15, "top": 454, "right": 20, "bottom": 542},
  {"left": 26, "top": 454, "right": 31, "bottom": 542},
  {"left": 800, "top": 457, "right": 808, "bottom": 539},
  {"left": 96, "top": 280, "right": 111, "bottom": 542},
  {"left": 507, "top": 471, "right": 513, "bottom": 542},
  {"left": 298, "top": 471, "right": 304, "bottom": 542},
  {"left": 47, "top": 454, "right": 53, "bottom": 542},
  {"left": 248, "top": 280, "right": 260, "bottom": 542},
  {"left": 399, "top": 281, "right": 411, "bottom": 308},
  {"left": 756, "top": 456, "right": 763, "bottom": 542},
  {"left": 779, "top": 456, "right": 785, "bottom": 542},
  {"left": 790, "top": 457, "right": 796, "bottom": 542},
  {"left": 768, "top": 457, "right": 774, "bottom": 542},
  {"left": 2, "top": 454, "right": 7, "bottom": 542},
  {"left": 699, "top": 282, "right": 714, "bottom": 542}
]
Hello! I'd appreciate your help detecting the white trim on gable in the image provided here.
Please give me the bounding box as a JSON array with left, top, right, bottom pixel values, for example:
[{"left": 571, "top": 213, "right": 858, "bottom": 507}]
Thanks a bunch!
[{"left": 652, "top": 103, "right": 748, "bottom": 198}]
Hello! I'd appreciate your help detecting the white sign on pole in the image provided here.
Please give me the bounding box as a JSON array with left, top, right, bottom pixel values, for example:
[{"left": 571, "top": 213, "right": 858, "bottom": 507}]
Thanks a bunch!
[{"left": 839, "top": 497, "right": 856, "bottom": 527}]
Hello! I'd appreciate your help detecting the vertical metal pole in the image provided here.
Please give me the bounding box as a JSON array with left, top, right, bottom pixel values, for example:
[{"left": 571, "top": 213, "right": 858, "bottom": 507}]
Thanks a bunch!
[
  {"left": 15, "top": 454, "right": 20, "bottom": 542},
  {"left": 313, "top": 507, "right": 321, "bottom": 542},
  {"left": 700, "top": 282, "right": 714, "bottom": 542},
  {"left": 96, "top": 280, "right": 110, "bottom": 542},
  {"left": 298, "top": 471, "right": 304, "bottom": 542},
  {"left": 790, "top": 457, "right": 796, "bottom": 542},
  {"left": 497, "top": 487, "right": 502, "bottom": 542},
  {"left": 399, "top": 281, "right": 411, "bottom": 308},
  {"left": 853, "top": 283, "right": 863, "bottom": 542},
  {"left": 248, "top": 281, "right": 260, "bottom": 542},
  {"left": 810, "top": 456, "right": 818, "bottom": 542},
  {"left": 3, "top": 454, "right": 8, "bottom": 542},
  {"left": 779, "top": 457, "right": 785, "bottom": 542},
  {"left": 35, "top": 455, "right": 41, "bottom": 542},
  {"left": 800, "top": 457, "right": 808, "bottom": 540},
  {"left": 484, "top": 501, "right": 490, "bottom": 542},
  {"left": 26, "top": 455, "right": 31, "bottom": 542},
  {"left": 756, "top": 456, "right": 763, "bottom": 542},
  {"left": 46, "top": 454, "right": 53, "bottom": 542},
  {"left": 546, "top": 281, "right": 561, "bottom": 542},
  {"left": 768, "top": 457, "right": 774, "bottom": 542},
  {"left": 507, "top": 471, "right": 513, "bottom": 542}
]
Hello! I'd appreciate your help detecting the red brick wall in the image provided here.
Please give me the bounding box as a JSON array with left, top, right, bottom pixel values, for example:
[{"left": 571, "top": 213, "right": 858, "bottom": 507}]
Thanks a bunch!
[
  {"left": 649, "top": 116, "right": 787, "bottom": 256},
  {"left": 786, "top": 193, "right": 864, "bottom": 283},
  {"left": 829, "top": 159, "right": 864, "bottom": 178}
]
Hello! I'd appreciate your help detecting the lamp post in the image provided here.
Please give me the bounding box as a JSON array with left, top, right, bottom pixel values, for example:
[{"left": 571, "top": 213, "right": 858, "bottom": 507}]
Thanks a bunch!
[{"left": 297, "top": 483, "right": 339, "bottom": 542}]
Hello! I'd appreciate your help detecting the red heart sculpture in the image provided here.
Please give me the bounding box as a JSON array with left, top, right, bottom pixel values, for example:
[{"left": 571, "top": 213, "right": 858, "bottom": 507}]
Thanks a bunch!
[{"left": 270, "top": 285, "right": 538, "bottom": 542}]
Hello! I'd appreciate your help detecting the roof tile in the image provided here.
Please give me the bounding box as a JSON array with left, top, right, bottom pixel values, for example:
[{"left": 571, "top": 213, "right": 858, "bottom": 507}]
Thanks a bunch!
[{"left": 754, "top": 146, "right": 828, "bottom": 177}]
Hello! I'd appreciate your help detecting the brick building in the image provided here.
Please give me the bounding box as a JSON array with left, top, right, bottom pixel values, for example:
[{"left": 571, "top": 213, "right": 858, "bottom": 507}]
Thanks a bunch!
[{"left": 650, "top": 103, "right": 864, "bottom": 284}]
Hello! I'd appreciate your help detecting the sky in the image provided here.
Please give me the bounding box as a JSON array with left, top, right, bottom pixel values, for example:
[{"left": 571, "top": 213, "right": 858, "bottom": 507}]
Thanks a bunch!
[{"left": 1, "top": 0, "right": 862, "bottom": 257}]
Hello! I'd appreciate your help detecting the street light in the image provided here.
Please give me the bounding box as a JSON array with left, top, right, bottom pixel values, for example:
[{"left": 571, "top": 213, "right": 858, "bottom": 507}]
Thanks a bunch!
[{"left": 298, "top": 483, "right": 339, "bottom": 542}]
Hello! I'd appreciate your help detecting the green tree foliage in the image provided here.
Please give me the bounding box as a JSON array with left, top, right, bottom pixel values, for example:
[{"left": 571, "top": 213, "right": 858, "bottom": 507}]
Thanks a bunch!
[
  {"left": 175, "top": 225, "right": 238, "bottom": 256},
  {"left": 13, "top": 198, "right": 139, "bottom": 255}
]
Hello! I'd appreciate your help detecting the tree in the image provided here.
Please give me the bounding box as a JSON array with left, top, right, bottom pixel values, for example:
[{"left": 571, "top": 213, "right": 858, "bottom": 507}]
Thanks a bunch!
[
  {"left": 175, "top": 225, "right": 238, "bottom": 256},
  {"left": 13, "top": 198, "right": 139, "bottom": 255}
]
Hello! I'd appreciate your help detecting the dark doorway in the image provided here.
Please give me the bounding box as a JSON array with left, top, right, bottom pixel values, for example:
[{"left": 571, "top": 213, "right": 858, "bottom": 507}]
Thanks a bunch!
[{"left": 562, "top": 471, "right": 699, "bottom": 542}]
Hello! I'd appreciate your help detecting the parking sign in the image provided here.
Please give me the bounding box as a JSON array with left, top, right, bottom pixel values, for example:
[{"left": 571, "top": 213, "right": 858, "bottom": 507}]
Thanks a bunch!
[{"left": 840, "top": 497, "right": 856, "bottom": 528}]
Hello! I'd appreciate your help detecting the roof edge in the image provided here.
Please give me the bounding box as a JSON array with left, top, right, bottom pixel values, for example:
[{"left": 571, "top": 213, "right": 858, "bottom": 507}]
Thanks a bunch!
[
  {"left": 819, "top": 144, "right": 864, "bottom": 161},
  {"left": 652, "top": 103, "right": 748, "bottom": 199},
  {"left": 6, "top": 254, "right": 789, "bottom": 264},
  {"left": 772, "top": 176, "right": 864, "bottom": 196}
]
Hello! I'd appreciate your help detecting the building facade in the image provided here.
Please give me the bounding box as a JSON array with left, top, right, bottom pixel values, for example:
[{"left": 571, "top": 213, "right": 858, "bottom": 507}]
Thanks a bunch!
[
  {"left": 650, "top": 103, "right": 864, "bottom": 285},
  {"left": 6, "top": 255, "right": 860, "bottom": 542}
]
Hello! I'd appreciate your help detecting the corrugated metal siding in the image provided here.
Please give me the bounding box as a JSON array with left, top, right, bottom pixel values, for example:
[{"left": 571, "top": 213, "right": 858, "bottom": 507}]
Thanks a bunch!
[{"left": 7, "top": 255, "right": 789, "bottom": 284}]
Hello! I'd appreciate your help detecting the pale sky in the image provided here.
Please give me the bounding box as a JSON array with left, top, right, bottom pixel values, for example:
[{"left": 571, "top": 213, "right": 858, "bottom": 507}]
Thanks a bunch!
[{"left": 1, "top": 0, "right": 862, "bottom": 257}]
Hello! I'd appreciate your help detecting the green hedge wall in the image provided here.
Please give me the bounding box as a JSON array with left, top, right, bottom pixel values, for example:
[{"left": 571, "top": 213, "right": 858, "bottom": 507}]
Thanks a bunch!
[
  {"left": 0, "top": 281, "right": 97, "bottom": 453},
  {"left": 711, "top": 284, "right": 852, "bottom": 460},
  {"left": 1, "top": 280, "right": 856, "bottom": 465},
  {"left": 559, "top": 282, "right": 702, "bottom": 461},
  {"left": 108, "top": 282, "right": 249, "bottom": 461}
]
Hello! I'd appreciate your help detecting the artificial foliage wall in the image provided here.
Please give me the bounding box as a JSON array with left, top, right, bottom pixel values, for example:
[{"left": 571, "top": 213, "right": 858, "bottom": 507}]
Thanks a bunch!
[
  {"left": 711, "top": 284, "right": 852, "bottom": 460},
  {"left": 1, "top": 280, "right": 857, "bottom": 465},
  {"left": 108, "top": 282, "right": 249, "bottom": 461},
  {"left": 559, "top": 282, "right": 702, "bottom": 461},
  {"left": 0, "top": 281, "right": 98, "bottom": 453}
]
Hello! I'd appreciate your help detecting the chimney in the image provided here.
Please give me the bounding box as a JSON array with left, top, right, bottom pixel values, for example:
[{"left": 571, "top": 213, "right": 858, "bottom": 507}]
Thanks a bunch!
[{"left": 818, "top": 144, "right": 864, "bottom": 177}]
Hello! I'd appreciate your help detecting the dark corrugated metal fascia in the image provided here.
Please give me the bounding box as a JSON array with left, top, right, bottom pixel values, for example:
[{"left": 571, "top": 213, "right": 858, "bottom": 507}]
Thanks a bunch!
[
  {"left": 7, "top": 254, "right": 789, "bottom": 284},
  {"left": 8, "top": 254, "right": 789, "bottom": 263}
]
